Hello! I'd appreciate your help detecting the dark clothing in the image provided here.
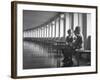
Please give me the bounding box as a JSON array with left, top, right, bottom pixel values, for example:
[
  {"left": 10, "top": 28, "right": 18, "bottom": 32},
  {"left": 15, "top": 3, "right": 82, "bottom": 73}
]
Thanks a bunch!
[
  {"left": 66, "top": 36, "right": 73, "bottom": 44},
  {"left": 66, "top": 35, "right": 73, "bottom": 48},
  {"left": 73, "top": 34, "right": 83, "bottom": 49},
  {"left": 62, "top": 35, "right": 74, "bottom": 67},
  {"left": 62, "top": 35, "right": 73, "bottom": 57}
]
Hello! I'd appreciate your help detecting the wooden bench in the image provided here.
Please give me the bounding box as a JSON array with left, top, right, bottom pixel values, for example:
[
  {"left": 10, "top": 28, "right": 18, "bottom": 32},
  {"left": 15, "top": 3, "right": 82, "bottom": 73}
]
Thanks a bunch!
[{"left": 75, "top": 49, "right": 91, "bottom": 66}]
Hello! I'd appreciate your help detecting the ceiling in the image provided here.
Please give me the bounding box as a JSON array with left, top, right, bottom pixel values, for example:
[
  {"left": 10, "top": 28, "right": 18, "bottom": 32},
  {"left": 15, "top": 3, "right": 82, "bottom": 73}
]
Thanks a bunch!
[{"left": 23, "top": 10, "right": 59, "bottom": 30}]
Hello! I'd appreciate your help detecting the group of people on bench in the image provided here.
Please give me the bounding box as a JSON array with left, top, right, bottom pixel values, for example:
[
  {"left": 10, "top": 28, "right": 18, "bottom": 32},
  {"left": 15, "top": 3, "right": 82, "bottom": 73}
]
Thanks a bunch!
[{"left": 62, "top": 26, "right": 83, "bottom": 67}]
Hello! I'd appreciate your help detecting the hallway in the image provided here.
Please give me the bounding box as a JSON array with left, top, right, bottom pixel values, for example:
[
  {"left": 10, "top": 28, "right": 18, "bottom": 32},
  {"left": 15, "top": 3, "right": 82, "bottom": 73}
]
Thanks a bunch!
[
  {"left": 23, "top": 41, "right": 62, "bottom": 69},
  {"left": 23, "top": 40, "right": 90, "bottom": 69}
]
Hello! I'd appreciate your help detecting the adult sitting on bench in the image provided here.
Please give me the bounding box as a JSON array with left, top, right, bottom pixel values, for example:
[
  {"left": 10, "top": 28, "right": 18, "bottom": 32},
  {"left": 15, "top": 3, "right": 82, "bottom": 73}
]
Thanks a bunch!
[{"left": 73, "top": 26, "right": 83, "bottom": 66}]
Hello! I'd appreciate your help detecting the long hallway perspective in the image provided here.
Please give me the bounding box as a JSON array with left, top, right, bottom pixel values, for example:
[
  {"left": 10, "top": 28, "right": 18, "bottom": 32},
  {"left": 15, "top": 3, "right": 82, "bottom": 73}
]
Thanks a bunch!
[
  {"left": 23, "top": 40, "right": 90, "bottom": 69},
  {"left": 23, "top": 10, "right": 91, "bottom": 69},
  {"left": 23, "top": 41, "right": 60, "bottom": 69}
]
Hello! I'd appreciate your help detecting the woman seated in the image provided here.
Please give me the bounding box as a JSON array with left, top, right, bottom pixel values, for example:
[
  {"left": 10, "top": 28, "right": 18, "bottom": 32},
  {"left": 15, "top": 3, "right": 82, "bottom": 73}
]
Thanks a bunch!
[
  {"left": 62, "top": 26, "right": 83, "bottom": 67},
  {"left": 72, "top": 26, "right": 83, "bottom": 66},
  {"left": 73, "top": 26, "right": 83, "bottom": 50}
]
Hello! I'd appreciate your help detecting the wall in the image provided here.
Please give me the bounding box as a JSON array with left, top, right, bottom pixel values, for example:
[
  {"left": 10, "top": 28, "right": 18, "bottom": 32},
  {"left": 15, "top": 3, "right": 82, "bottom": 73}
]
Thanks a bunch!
[{"left": 0, "top": 0, "right": 99, "bottom": 80}]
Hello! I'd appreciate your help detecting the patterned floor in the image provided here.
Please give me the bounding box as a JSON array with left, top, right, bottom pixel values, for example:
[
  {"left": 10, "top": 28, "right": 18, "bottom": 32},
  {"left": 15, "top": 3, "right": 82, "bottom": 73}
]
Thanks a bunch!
[{"left": 23, "top": 41, "right": 90, "bottom": 69}]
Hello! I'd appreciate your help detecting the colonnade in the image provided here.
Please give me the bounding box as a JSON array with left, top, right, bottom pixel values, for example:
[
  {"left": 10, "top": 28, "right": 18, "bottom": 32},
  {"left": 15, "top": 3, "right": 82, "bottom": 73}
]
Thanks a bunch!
[{"left": 23, "top": 12, "right": 91, "bottom": 50}]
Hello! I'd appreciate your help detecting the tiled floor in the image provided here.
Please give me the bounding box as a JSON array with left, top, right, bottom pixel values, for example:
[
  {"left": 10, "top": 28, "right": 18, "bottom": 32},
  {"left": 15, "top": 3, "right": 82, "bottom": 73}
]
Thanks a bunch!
[
  {"left": 23, "top": 41, "right": 90, "bottom": 69},
  {"left": 23, "top": 41, "right": 60, "bottom": 69}
]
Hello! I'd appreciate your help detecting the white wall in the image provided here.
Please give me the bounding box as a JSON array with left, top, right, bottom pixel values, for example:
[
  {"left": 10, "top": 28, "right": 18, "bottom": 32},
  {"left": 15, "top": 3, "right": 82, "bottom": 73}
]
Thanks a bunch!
[{"left": 0, "top": 0, "right": 100, "bottom": 80}]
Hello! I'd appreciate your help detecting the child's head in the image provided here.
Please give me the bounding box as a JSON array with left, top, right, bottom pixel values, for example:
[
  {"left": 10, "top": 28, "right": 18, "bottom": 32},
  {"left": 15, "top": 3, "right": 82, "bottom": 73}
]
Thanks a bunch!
[{"left": 67, "top": 29, "right": 72, "bottom": 36}]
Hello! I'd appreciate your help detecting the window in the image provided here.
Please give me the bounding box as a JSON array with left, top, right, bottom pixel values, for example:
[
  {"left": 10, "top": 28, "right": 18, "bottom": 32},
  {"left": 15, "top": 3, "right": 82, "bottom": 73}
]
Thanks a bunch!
[
  {"left": 55, "top": 18, "right": 59, "bottom": 37},
  {"left": 60, "top": 14, "right": 64, "bottom": 37},
  {"left": 65, "top": 13, "right": 70, "bottom": 37},
  {"left": 49, "top": 24, "right": 52, "bottom": 38},
  {"left": 52, "top": 21, "right": 55, "bottom": 38}
]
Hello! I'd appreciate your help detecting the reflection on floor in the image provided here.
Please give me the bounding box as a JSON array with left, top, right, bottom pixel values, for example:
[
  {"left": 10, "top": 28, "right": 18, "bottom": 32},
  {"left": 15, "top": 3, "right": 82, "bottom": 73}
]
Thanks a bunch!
[{"left": 23, "top": 41, "right": 90, "bottom": 69}]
